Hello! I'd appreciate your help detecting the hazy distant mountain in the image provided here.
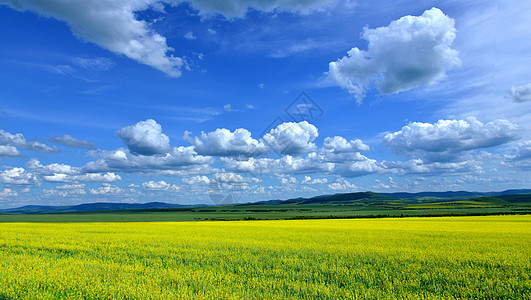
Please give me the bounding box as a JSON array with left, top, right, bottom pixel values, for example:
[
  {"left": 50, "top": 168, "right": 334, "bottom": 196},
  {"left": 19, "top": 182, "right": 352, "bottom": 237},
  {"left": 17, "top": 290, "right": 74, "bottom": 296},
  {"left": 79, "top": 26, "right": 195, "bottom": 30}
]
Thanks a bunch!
[{"left": 0, "top": 202, "right": 200, "bottom": 215}]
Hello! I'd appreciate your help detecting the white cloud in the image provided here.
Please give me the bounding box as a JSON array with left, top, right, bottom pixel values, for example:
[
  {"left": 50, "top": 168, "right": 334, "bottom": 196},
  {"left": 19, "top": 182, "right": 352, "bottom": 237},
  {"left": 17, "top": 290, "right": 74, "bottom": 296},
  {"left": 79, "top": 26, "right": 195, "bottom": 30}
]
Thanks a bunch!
[
  {"left": 213, "top": 172, "right": 244, "bottom": 184},
  {"left": 329, "top": 7, "right": 460, "bottom": 102},
  {"left": 323, "top": 136, "right": 369, "bottom": 153},
  {"left": 116, "top": 119, "right": 171, "bottom": 155},
  {"left": 43, "top": 172, "right": 121, "bottom": 183},
  {"left": 83, "top": 146, "right": 213, "bottom": 173},
  {"left": 0, "top": 145, "right": 20, "bottom": 157},
  {"left": 184, "top": 31, "right": 196, "bottom": 40},
  {"left": 0, "top": 188, "right": 18, "bottom": 198},
  {"left": 384, "top": 159, "right": 483, "bottom": 176},
  {"left": 223, "top": 104, "right": 232, "bottom": 112},
  {"left": 48, "top": 134, "right": 97, "bottom": 150},
  {"left": 142, "top": 180, "right": 180, "bottom": 191},
  {"left": 280, "top": 176, "right": 297, "bottom": 185},
  {"left": 26, "top": 159, "right": 78, "bottom": 175},
  {"left": 301, "top": 176, "right": 328, "bottom": 185},
  {"left": 504, "top": 140, "right": 531, "bottom": 170},
  {"left": 328, "top": 178, "right": 356, "bottom": 191},
  {"left": 0, "top": 0, "right": 183, "bottom": 77},
  {"left": 0, "top": 167, "right": 38, "bottom": 185},
  {"left": 0, "top": 129, "right": 58, "bottom": 153},
  {"left": 54, "top": 183, "right": 85, "bottom": 190},
  {"left": 513, "top": 141, "right": 531, "bottom": 160},
  {"left": 383, "top": 117, "right": 521, "bottom": 162},
  {"left": 222, "top": 152, "right": 335, "bottom": 176},
  {"left": 335, "top": 157, "right": 384, "bottom": 178},
  {"left": 185, "top": 128, "right": 266, "bottom": 157},
  {"left": 261, "top": 121, "right": 318, "bottom": 155},
  {"left": 182, "top": 175, "right": 210, "bottom": 185},
  {"left": 89, "top": 183, "right": 122, "bottom": 195},
  {"left": 25, "top": 159, "right": 121, "bottom": 183},
  {"left": 509, "top": 83, "right": 531, "bottom": 103}
]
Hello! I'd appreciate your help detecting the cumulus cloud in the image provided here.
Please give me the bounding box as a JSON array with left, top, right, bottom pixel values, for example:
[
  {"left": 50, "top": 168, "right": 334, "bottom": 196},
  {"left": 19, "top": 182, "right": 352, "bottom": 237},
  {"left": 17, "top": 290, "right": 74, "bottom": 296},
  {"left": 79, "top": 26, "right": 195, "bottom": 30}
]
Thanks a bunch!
[
  {"left": 0, "top": 0, "right": 184, "bottom": 77},
  {"left": 0, "top": 167, "right": 38, "bottom": 185},
  {"left": 116, "top": 119, "right": 171, "bottom": 155},
  {"left": 0, "top": 0, "right": 336, "bottom": 76},
  {"left": 504, "top": 141, "right": 531, "bottom": 170},
  {"left": 335, "top": 157, "right": 384, "bottom": 177},
  {"left": 328, "top": 178, "right": 357, "bottom": 191},
  {"left": 513, "top": 141, "right": 531, "bottom": 160},
  {"left": 384, "top": 159, "right": 482, "bottom": 176},
  {"left": 48, "top": 135, "right": 97, "bottom": 150},
  {"left": 182, "top": 175, "right": 210, "bottom": 185},
  {"left": 83, "top": 147, "right": 213, "bottom": 173},
  {"left": 142, "top": 180, "right": 180, "bottom": 191},
  {"left": 185, "top": 128, "right": 266, "bottom": 157},
  {"left": 301, "top": 176, "right": 328, "bottom": 185},
  {"left": 383, "top": 117, "right": 521, "bottom": 162},
  {"left": 25, "top": 159, "right": 121, "bottom": 183},
  {"left": 329, "top": 7, "right": 460, "bottom": 102},
  {"left": 0, "top": 145, "right": 20, "bottom": 157},
  {"left": 0, "top": 188, "right": 18, "bottom": 198},
  {"left": 89, "top": 183, "right": 122, "bottom": 195},
  {"left": 43, "top": 172, "right": 121, "bottom": 183},
  {"left": 509, "top": 83, "right": 531, "bottom": 102},
  {"left": 323, "top": 136, "right": 369, "bottom": 153},
  {"left": 261, "top": 121, "right": 318, "bottom": 155},
  {"left": 0, "top": 129, "right": 58, "bottom": 153}
]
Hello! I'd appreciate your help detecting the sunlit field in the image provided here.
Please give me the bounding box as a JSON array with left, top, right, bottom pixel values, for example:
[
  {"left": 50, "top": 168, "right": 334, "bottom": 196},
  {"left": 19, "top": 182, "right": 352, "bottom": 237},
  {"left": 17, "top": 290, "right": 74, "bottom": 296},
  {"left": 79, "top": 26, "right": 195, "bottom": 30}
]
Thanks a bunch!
[{"left": 1, "top": 216, "right": 530, "bottom": 299}]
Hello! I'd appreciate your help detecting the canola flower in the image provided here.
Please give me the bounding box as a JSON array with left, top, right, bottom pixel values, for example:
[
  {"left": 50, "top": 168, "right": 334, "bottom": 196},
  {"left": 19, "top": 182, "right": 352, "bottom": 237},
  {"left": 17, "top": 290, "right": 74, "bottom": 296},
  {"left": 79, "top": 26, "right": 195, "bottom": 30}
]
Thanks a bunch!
[{"left": 0, "top": 215, "right": 530, "bottom": 299}]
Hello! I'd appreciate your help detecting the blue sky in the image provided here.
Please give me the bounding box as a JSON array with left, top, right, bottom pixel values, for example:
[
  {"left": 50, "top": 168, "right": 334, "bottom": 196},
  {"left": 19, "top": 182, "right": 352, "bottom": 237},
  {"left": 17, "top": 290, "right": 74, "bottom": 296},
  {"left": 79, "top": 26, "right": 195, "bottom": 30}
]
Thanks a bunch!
[{"left": 0, "top": 0, "right": 530, "bottom": 207}]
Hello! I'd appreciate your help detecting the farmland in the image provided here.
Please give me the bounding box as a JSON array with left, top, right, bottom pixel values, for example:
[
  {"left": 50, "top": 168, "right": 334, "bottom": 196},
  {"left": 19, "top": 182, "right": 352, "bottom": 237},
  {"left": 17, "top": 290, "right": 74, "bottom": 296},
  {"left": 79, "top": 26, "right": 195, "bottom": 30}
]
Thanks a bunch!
[{"left": 1, "top": 215, "right": 530, "bottom": 299}]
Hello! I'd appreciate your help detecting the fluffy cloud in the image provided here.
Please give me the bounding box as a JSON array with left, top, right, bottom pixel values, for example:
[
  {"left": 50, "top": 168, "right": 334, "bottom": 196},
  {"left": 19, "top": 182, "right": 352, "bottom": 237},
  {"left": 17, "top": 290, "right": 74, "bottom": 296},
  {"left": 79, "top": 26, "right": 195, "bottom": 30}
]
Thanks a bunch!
[
  {"left": 43, "top": 172, "right": 121, "bottom": 183},
  {"left": 0, "top": 0, "right": 335, "bottom": 76},
  {"left": 513, "top": 141, "right": 531, "bottom": 160},
  {"left": 26, "top": 159, "right": 78, "bottom": 175},
  {"left": 335, "top": 157, "right": 384, "bottom": 177},
  {"left": 0, "top": 129, "right": 58, "bottom": 153},
  {"left": 261, "top": 121, "right": 318, "bottom": 155},
  {"left": 48, "top": 135, "right": 97, "bottom": 150},
  {"left": 323, "top": 136, "right": 369, "bottom": 153},
  {"left": 83, "top": 147, "right": 213, "bottom": 173},
  {"left": 142, "top": 180, "right": 180, "bottom": 191},
  {"left": 182, "top": 175, "right": 210, "bottom": 185},
  {"left": 504, "top": 141, "right": 531, "bottom": 170},
  {"left": 89, "top": 183, "right": 122, "bottom": 195},
  {"left": 329, "top": 7, "right": 460, "bottom": 102},
  {"left": 0, "top": 0, "right": 183, "bottom": 77},
  {"left": 383, "top": 117, "right": 521, "bottom": 162},
  {"left": 0, "top": 188, "right": 18, "bottom": 198},
  {"left": 384, "top": 159, "right": 482, "bottom": 176},
  {"left": 301, "top": 176, "right": 328, "bottom": 185},
  {"left": 116, "top": 119, "right": 171, "bottom": 155},
  {"left": 509, "top": 83, "right": 531, "bottom": 102},
  {"left": 0, "top": 167, "right": 38, "bottom": 185},
  {"left": 26, "top": 159, "right": 121, "bottom": 183},
  {"left": 328, "top": 178, "right": 357, "bottom": 191},
  {"left": 185, "top": 128, "right": 266, "bottom": 157},
  {"left": 0, "top": 145, "right": 20, "bottom": 157}
]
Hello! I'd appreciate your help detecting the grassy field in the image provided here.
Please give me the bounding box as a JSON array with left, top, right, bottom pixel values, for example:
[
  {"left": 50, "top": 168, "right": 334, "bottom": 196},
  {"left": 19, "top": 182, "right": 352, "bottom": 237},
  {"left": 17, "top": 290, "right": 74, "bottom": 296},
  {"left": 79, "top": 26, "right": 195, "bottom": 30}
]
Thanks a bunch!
[{"left": 1, "top": 215, "right": 530, "bottom": 299}]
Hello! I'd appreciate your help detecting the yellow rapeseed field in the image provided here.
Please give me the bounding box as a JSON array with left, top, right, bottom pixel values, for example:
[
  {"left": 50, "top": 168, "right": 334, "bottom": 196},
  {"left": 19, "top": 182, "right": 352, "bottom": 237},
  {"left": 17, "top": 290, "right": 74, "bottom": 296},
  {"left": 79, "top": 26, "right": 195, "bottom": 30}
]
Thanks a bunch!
[{"left": 0, "top": 215, "right": 530, "bottom": 299}]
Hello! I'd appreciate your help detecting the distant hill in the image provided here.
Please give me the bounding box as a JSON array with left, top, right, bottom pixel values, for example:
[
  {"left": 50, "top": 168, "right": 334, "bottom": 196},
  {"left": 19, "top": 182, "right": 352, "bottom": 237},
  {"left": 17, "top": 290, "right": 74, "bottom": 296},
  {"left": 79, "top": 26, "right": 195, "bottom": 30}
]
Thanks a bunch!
[
  {"left": 0, "top": 202, "right": 200, "bottom": 215},
  {"left": 1, "top": 189, "right": 530, "bottom": 215}
]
